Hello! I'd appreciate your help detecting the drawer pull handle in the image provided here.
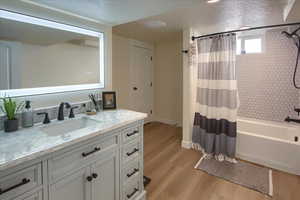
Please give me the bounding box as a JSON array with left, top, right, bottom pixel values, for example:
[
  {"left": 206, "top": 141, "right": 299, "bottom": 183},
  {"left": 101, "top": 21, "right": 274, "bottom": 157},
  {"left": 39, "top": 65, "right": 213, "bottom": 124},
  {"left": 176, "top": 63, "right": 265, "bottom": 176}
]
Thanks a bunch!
[
  {"left": 127, "top": 188, "right": 138, "bottom": 199},
  {"left": 126, "top": 130, "right": 138, "bottom": 137},
  {"left": 127, "top": 168, "right": 139, "bottom": 178},
  {"left": 82, "top": 147, "right": 101, "bottom": 157},
  {"left": 92, "top": 173, "right": 98, "bottom": 179},
  {"left": 126, "top": 148, "right": 139, "bottom": 156},
  {"left": 0, "top": 178, "right": 30, "bottom": 195}
]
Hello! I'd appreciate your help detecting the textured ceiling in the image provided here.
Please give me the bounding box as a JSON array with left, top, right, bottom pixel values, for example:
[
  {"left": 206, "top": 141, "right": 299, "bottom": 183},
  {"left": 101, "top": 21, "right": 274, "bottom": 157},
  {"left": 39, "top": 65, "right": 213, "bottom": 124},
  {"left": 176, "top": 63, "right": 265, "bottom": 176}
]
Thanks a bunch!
[
  {"left": 23, "top": 0, "right": 202, "bottom": 25},
  {"left": 20, "top": 0, "right": 298, "bottom": 43},
  {"left": 113, "top": 0, "right": 293, "bottom": 43},
  {"left": 285, "top": 0, "right": 300, "bottom": 21}
]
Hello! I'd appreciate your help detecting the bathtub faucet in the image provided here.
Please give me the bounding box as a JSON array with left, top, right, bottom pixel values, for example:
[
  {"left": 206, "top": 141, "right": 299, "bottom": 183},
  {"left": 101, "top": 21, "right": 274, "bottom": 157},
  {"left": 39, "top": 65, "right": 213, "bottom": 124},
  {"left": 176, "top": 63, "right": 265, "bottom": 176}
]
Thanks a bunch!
[{"left": 285, "top": 116, "right": 300, "bottom": 123}]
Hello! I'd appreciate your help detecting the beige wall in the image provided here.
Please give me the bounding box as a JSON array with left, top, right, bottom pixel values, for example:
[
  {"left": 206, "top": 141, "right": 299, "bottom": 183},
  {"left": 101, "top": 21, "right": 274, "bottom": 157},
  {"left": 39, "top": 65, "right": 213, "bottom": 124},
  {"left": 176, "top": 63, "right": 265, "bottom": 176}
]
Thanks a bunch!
[
  {"left": 154, "top": 39, "right": 183, "bottom": 125},
  {"left": 20, "top": 42, "right": 99, "bottom": 88},
  {"left": 112, "top": 35, "right": 131, "bottom": 109},
  {"left": 112, "top": 34, "right": 183, "bottom": 126}
]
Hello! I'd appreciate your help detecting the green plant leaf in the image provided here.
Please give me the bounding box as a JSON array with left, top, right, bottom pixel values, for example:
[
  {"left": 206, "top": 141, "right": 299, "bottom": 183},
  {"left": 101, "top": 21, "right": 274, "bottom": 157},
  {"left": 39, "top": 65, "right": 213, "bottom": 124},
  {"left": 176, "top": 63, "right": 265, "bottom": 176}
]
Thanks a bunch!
[{"left": 1, "top": 97, "right": 23, "bottom": 120}]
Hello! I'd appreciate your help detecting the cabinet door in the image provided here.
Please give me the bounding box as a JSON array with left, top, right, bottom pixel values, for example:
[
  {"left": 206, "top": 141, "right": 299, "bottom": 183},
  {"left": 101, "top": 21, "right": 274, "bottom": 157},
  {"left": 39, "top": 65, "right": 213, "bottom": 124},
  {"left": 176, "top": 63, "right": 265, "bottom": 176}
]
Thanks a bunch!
[
  {"left": 49, "top": 167, "right": 91, "bottom": 200},
  {"left": 15, "top": 190, "right": 42, "bottom": 200},
  {"left": 91, "top": 152, "right": 119, "bottom": 200}
]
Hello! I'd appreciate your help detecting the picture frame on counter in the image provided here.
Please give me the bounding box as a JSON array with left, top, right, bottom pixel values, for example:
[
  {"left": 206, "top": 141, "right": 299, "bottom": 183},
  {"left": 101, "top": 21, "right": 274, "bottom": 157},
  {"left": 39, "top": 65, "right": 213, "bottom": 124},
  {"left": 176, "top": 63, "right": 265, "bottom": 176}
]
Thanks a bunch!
[{"left": 102, "top": 91, "right": 117, "bottom": 110}]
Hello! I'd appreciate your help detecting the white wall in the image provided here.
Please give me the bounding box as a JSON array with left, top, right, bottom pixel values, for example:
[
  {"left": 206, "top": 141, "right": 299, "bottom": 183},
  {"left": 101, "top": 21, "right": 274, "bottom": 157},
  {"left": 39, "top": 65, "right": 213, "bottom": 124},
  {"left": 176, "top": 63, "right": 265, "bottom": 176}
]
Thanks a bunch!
[
  {"left": 154, "top": 39, "right": 183, "bottom": 126},
  {"left": 0, "top": 1, "right": 112, "bottom": 109},
  {"left": 181, "top": 28, "right": 195, "bottom": 149}
]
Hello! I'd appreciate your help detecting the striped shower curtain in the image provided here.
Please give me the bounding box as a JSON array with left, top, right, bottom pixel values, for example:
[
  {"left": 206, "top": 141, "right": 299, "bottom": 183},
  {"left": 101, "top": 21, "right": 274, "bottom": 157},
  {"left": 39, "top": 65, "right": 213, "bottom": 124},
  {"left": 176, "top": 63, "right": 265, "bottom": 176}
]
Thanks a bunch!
[{"left": 191, "top": 34, "right": 239, "bottom": 162}]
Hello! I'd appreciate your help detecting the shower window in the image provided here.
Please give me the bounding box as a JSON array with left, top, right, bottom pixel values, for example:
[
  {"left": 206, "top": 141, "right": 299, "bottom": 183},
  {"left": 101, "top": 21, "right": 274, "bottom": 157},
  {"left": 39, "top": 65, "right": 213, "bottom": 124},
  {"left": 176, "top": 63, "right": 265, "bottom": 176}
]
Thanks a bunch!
[{"left": 237, "top": 35, "right": 264, "bottom": 55}]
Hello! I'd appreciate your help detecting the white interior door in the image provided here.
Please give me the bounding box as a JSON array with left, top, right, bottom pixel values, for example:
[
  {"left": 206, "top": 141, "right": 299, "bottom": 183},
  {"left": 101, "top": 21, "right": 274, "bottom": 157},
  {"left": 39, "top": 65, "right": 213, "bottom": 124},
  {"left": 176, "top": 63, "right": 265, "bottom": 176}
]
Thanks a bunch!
[{"left": 130, "top": 44, "right": 153, "bottom": 122}]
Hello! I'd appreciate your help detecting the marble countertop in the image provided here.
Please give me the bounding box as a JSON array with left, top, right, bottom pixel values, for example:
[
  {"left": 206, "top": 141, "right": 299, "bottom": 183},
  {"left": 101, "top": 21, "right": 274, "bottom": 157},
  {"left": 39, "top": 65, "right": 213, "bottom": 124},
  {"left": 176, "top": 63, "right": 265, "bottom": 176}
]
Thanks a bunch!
[{"left": 0, "top": 109, "right": 147, "bottom": 171}]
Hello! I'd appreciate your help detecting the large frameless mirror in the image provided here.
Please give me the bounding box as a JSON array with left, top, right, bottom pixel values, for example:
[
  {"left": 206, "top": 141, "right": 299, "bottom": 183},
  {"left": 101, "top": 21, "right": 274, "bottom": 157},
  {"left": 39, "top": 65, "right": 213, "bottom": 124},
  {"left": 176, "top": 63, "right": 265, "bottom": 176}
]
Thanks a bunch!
[{"left": 0, "top": 10, "right": 105, "bottom": 97}]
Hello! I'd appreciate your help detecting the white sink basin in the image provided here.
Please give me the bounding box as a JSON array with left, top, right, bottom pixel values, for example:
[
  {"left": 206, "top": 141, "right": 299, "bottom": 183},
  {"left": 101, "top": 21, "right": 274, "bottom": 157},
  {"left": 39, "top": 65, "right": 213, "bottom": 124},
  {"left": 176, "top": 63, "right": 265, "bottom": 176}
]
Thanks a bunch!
[{"left": 40, "top": 117, "right": 99, "bottom": 136}]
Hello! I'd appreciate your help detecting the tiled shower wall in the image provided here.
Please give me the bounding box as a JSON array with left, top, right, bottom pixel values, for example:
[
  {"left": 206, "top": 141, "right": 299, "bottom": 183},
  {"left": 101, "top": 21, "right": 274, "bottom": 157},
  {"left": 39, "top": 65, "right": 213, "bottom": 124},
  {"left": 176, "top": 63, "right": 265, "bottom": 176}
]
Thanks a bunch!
[{"left": 237, "top": 28, "right": 300, "bottom": 122}]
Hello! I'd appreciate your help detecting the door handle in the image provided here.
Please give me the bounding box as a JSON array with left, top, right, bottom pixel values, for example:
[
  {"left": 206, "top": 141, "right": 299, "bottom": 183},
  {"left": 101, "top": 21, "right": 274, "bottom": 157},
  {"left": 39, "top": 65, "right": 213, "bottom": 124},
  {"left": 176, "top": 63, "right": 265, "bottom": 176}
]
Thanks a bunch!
[{"left": 133, "top": 87, "right": 138, "bottom": 90}]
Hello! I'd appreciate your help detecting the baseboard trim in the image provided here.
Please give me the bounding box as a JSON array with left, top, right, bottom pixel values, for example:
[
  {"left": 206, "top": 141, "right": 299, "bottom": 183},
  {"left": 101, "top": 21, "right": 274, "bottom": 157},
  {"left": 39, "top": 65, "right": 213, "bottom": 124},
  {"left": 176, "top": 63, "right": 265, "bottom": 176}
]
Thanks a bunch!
[
  {"left": 153, "top": 117, "right": 181, "bottom": 127},
  {"left": 177, "top": 121, "right": 183, "bottom": 127},
  {"left": 181, "top": 140, "right": 192, "bottom": 149}
]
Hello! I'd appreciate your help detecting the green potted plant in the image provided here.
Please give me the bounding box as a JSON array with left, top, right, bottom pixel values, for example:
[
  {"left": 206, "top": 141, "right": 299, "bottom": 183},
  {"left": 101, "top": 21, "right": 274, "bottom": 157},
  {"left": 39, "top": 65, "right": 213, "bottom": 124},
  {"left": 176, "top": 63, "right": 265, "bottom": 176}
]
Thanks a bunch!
[{"left": 0, "top": 97, "right": 24, "bottom": 132}]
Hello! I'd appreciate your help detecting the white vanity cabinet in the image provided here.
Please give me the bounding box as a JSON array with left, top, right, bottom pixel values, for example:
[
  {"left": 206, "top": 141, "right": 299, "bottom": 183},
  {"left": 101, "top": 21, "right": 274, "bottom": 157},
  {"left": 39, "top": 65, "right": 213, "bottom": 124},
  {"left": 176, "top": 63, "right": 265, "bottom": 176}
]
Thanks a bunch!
[
  {"left": 0, "top": 117, "right": 146, "bottom": 200},
  {"left": 0, "top": 163, "right": 43, "bottom": 200},
  {"left": 49, "top": 149, "right": 119, "bottom": 200},
  {"left": 49, "top": 167, "right": 91, "bottom": 200},
  {"left": 91, "top": 152, "right": 119, "bottom": 200}
]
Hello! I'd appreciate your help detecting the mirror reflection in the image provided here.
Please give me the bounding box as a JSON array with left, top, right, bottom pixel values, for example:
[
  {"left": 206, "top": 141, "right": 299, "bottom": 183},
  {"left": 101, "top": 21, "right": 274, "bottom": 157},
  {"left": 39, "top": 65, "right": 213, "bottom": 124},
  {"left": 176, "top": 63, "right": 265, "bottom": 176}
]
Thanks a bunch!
[{"left": 0, "top": 15, "right": 101, "bottom": 90}]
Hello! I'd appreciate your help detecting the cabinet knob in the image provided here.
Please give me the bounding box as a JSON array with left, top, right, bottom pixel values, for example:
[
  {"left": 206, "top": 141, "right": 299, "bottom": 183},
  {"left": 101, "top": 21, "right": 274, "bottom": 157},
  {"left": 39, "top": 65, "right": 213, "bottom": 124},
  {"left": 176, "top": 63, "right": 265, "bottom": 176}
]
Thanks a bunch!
[
  {"left": 92, "top": 173, "right": 98, "bottom": 179},
  {"left": 86, "top": 176, "right": 93, "bottom": 182}
]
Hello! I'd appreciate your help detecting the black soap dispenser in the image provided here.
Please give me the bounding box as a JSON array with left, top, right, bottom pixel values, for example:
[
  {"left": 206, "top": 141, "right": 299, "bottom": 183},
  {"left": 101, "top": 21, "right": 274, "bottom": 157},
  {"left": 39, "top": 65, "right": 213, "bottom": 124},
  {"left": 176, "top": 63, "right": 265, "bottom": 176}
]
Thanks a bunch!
[{"left": 22, "top": 100, "right": 34, "bottom": 128}]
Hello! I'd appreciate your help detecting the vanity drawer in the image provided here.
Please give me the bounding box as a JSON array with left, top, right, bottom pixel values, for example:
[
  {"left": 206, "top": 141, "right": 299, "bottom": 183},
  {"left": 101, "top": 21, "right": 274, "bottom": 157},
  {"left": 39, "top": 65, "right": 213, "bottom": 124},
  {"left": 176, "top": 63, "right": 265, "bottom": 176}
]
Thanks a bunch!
[
  {"left": 122, "top": 140, "right": 140, "bottom": 163},
  {"left": 123, "top": 177, "right": 141, "bottom": 200},
  {"left": 122, "top": 158, "right": 140, "bottom": 184},
  {"left": 122, "top": 125, "right": 140, "bottom": 144},
  {"left": 0, "top": 163, "right": 42, "bottom": 200},
  {"left": 49, "top": 135, "right": 118, "bottom": 182},
  {"left": 15, "top": 190, "right": 43, "bottom": 200}
]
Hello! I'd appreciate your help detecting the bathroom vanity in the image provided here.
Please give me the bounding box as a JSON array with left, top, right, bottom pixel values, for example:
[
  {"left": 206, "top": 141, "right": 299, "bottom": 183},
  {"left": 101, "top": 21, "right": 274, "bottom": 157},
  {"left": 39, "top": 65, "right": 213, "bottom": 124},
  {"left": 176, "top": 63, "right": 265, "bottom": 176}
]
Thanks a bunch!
[{"left": 0, "top": 110, "right": 147, "bottom": 200}]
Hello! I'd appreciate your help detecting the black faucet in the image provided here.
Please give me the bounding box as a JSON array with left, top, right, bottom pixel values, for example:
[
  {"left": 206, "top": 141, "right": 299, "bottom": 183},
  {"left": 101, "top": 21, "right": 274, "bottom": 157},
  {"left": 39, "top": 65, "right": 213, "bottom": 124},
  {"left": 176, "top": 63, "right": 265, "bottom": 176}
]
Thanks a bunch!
[
  {"left": 57, "top": 102, "right": 71, "bottom": 121},
  {"left": 285, "top": 116, "right": 300, "bottom": 124},
  {"left": 69, "top": 106, "right": 79, "bottom": 118},
  {"left": 37, "top": 112, "right": 51, "bottom": 124},
  {"left": 285, "top": 107, "right": 300, "bottom": 124}
]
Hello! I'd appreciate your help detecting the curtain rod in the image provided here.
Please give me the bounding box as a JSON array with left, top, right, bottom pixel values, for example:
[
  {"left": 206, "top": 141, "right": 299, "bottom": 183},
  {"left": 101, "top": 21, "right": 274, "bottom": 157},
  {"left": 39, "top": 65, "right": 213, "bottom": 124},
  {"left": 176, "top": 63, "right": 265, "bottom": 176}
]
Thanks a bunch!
[{"left": 191, "top": 22, "right": 300, "bottom": 41}]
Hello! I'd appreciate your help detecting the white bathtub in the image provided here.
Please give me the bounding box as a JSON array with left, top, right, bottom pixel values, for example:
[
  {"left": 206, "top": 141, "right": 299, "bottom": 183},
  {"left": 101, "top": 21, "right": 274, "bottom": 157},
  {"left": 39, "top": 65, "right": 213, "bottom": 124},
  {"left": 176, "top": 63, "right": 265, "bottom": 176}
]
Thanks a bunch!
[{"left": 237, "top": 117, "right": 300, "bottom": 175}]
